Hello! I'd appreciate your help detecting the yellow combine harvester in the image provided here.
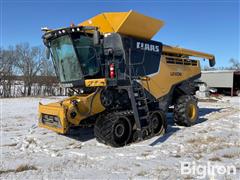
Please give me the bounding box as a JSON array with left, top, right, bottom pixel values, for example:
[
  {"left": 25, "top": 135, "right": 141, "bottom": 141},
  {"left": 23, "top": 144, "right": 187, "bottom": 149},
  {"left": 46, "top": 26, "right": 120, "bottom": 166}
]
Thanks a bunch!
[{"left": 39, "top": 11, "right": 215, "bottom": 147}]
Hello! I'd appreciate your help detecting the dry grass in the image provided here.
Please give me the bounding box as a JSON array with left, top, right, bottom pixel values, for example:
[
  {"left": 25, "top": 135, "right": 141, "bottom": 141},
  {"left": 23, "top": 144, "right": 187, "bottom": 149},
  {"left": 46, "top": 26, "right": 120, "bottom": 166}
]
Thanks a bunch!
[
  {"left": 15, "top": 164, "right": 37, "bottom": 172},
  {"left": 187, "top": 136, "right": 217, "bottom": 145},
  {"left": 2, "top": 143, "right": 17, "bottom": 147},
  {"left": 172, "top": 154, "right": 181, "bottom": 158},
  {"left": 186, "top": 139, "right": 197, "bottom": 144},
  {"left": 14, "top": 116, "right": 24, "bottom": 119},
  {"left": 198, "top": 129, "right": 208, "bottom": 133},
  {"left": 0, "top": 165, "right": 37, "bottom": 175},
  {"left": 134, "top": 163, "right": 141, "bottom": 167},
  {"left": 186, "top": 136, "right": 221, "bottom": 155},
  {"left": 211, "top": 145, "right": 226, "bottom": 151},
  {"left": 193, "top": 153, "right": 203, "bottom": 160},
  {"left": 184, "top": 175, "right": 194, "bottom": 180},
  {"left": 184, "top": 175, "right": 194, "bottom": 179},
  {"left": 141, "top": 152, "right": 150, "bottom": 157},
  {"left": 0, "top": 169, "right": 15, "bottom": 174},
  {"left": 137, "top": 170, "right": 148, "bottom": 176},
  {"left": 222, "top": 154, "right": 236, "bottom": 159},
  {"left": 26, "top": 138, "right": 37, "bottom": 144},
  {"left": 209, "top": 157, "right": 222, "bottom": 161},
  {"left": 156, "top": 167, "right": 169, "bottom": 173},
  {"left": 68, "top": 142, "right": 75, "bottom": 146}
]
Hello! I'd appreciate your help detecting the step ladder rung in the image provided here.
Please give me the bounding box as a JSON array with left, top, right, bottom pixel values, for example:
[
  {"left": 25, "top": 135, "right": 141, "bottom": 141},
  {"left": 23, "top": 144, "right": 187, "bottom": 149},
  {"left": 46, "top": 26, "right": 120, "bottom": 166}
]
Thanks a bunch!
[{"left": 128, "top": 57, "right": 152, "bottom": 139}]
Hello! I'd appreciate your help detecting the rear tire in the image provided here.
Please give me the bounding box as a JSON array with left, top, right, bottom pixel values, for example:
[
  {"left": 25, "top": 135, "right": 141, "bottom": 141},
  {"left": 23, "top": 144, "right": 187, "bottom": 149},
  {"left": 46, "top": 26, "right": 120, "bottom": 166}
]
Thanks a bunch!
[
  {"left": 174, "top": 95, "right": 198, "bottom": 127},
  {"left": 94, "top": 112, "right": 132, "bottom": 147}
]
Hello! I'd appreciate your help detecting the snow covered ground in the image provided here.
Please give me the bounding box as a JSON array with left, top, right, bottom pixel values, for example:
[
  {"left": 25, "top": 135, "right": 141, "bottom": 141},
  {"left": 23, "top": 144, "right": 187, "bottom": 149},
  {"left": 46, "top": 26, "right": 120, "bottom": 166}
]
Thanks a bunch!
[{"left": 0, "top": 96, "right": 239, "bottom": 179}]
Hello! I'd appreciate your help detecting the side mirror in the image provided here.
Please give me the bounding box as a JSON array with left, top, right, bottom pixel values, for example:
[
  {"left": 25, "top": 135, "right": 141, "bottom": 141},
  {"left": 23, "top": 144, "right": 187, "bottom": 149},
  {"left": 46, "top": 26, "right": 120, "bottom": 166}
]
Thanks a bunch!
[
  {"left": 93, "top": 30, "right": 100, "bottom": 45},
  {"left": 45, "top": 47, "right": 50, "bottom": 59}
]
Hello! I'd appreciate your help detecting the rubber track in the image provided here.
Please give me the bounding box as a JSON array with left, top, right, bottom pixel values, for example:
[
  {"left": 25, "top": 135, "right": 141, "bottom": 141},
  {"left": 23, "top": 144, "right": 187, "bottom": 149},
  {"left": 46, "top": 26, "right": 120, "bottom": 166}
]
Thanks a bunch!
[{"left": 94, "top": 110, "right": 133, "bottom": 147}]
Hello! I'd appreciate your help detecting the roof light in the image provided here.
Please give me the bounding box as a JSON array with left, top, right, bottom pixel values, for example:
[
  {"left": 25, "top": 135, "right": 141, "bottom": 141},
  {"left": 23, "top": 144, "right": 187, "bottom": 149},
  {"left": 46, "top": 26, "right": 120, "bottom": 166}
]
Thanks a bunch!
[{"left": 41, "top": 27, "right": 51, "bottom": 32}]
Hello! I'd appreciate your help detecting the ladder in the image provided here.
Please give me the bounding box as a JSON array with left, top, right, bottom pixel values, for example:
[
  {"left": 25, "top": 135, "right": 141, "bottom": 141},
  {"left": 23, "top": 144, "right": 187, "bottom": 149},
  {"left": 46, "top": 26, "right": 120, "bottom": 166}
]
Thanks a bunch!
[{"left": 128, "top": 51, "right": 150, "bottom": 140}]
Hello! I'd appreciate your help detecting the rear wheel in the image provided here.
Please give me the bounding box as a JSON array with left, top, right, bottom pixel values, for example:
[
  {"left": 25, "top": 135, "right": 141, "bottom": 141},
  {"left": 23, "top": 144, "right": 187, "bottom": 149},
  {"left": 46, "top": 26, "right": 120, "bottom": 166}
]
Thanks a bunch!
[
  {"left": 174, "top": 95, "right": 198, "bottom": 126},
  {"left": 94, "top": 112, "right": 132, "bottom": 147}
]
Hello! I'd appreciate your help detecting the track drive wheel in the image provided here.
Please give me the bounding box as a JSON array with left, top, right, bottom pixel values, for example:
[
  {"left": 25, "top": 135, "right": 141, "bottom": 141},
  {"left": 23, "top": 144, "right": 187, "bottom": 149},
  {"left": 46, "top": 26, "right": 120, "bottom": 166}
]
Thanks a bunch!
[
  {"left": 174, "top": 95, "right": 199, "bottom": 127},
  {"left": 94, "top": 112, "right": 132, "bottom": 147},
  {"left": 150, "top": 110, "right": 167, "bottom": 135}
]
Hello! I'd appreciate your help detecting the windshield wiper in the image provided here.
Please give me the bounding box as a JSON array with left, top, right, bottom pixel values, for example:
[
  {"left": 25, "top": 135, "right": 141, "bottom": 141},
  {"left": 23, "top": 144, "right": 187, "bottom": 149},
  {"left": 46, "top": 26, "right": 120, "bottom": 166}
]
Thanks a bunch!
[{"left": 60, "top": 59, "right": 67, "bottom": 80}]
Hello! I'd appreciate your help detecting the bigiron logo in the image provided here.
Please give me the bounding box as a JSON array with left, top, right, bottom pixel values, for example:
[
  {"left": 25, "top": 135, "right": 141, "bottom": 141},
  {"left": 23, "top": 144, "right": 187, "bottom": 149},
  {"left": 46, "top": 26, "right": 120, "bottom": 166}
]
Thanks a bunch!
[{"left": 136, "top": 42, "right": 159, "bottom": 52}]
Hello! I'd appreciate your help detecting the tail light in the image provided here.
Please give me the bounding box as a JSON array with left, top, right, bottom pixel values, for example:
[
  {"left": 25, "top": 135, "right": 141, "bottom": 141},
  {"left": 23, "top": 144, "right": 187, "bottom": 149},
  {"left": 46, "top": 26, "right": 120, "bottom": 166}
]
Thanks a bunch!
[{"left": 109, "top": 63, "right": 115, "bottom": 79}]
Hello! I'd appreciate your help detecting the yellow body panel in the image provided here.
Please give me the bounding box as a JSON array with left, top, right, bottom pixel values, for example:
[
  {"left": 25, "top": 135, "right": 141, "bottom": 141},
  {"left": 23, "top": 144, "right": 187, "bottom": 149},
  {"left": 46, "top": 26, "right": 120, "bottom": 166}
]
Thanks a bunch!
[
  {"left": 162, "top": 45, "right": 215, "bottom": 62},
  {"left": 80, "top": 10, "right": 164, "bottom": 40},
  {"left": 40, "top": 11, "right": 215, "bottom": 138},
  {"left": 65, "top": 93, "right": 105, "bottom": 125},
  {"left": 85, "top": 78, "right": 107, "bottom": 87},
  {"left": 141, "top": 56, "right": 201, "bottom": 99},
  {"left": 38, "top": 92, "right": 105, "bottom": 134},
  {"left": 39, "top": 102, "right": 68, "bottom": 134}
]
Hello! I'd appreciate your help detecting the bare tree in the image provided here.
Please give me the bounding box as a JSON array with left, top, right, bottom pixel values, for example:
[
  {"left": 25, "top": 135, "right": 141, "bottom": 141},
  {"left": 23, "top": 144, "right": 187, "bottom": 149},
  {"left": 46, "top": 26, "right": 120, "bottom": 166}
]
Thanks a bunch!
[
  {"left": 0, "top": 43, "right": 65, "bottom": 97},
  {"left": 229, "top": 58, "right": 240, "bottom": 70},
  {"left": 39, "top": 57, "right": 57, "bottom": 96},
  {"left": 40, "top": 58, "right": 55, "bottom": 76},
  {"left": 0, "top": 46, "right": 17, "bottom": 97},
  {"left": 202, "top": 58, "right": 240, "bottom": 71},
  {"left": 15, "top": 43, "right": 43, "bottom": 96}
]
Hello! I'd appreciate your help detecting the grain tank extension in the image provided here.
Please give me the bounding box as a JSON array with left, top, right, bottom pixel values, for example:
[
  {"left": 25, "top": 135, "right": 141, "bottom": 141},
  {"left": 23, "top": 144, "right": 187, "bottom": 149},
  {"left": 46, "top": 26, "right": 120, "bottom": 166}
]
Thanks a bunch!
[{"left": 39, "top": 11, "right": 215, "bottom": 147}]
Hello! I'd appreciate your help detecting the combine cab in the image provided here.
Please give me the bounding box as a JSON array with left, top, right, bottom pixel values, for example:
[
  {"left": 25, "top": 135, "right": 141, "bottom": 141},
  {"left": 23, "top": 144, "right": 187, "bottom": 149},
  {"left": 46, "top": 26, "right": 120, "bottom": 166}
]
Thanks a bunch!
[{"left": 39, "top": 10, "right": 215, "bottom": 147}]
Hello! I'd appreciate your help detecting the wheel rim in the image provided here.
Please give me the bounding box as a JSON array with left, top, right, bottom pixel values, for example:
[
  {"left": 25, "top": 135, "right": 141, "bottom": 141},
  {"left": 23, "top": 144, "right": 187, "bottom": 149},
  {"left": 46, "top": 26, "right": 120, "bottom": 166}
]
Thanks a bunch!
[
  {"left": 114, "top": 124, "right": 125, "bottom": 138},
  {"left": 188, "top": 103, "right": 197, "bottom": 122},
  {"left": 151, "top": 113, "right": 164, "bottom": 134},
  {"left": 113, "top": 117, "right": 132, "bottom": 145},
  {"left": 101, "top": 90, "right": 113, "bottom": 107}
]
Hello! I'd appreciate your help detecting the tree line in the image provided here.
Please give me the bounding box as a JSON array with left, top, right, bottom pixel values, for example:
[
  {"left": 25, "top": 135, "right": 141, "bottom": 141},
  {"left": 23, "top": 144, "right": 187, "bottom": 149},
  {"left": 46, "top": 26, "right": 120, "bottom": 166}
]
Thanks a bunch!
[
  {"left": 0, "top": 43, "right": 66, "bottom": 97},
  {"left": 202, "top": 58, "right": 240, "bottom": 71},
  {"left": 1, "top": 43, "right": 239, "bottom": 97}
]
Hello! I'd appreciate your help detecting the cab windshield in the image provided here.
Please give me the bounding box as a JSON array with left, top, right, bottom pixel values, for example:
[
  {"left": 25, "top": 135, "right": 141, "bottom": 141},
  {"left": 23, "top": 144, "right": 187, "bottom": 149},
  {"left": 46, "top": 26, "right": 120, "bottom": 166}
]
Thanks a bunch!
[{"left": 50, "top": 34, "right": 99, "bottom": 83}]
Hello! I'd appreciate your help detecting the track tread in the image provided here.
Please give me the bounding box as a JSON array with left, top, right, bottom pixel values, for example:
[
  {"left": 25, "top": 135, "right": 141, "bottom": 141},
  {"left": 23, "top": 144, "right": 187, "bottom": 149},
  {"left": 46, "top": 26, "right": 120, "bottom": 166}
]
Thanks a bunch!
[{"left": 94, "top": 111, "right": 133, "bottom": 147}]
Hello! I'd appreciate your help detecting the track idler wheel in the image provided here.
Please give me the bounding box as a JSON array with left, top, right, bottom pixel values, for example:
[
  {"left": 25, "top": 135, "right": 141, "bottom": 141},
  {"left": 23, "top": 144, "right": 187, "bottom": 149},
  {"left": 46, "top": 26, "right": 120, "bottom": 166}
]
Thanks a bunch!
[
  {"left": 94, "top": 112, "right": 132, "bottom": 147},
  {"left": 100, "top": 89, "right": 114, "bottom": 108},
  {"left": 150, "top": 110, "right": 167, "bottom": 135}
]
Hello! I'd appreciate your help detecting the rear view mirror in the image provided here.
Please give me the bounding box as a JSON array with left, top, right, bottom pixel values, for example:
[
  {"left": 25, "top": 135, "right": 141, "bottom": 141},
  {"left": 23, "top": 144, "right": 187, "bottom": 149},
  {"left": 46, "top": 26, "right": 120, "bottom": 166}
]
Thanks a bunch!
[
  {"left": 93, "top": 30, "right": 100, "bottom": 45},
  {"left": 45, "top": 47, "right": 50, "bottom": 59}
]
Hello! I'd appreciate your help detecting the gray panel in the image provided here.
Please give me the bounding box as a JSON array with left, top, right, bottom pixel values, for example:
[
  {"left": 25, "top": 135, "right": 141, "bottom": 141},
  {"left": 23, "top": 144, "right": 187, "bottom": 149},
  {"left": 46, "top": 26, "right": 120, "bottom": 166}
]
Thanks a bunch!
[{"left": 200, "top": 71, "right": 234, "bottom": 88}]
